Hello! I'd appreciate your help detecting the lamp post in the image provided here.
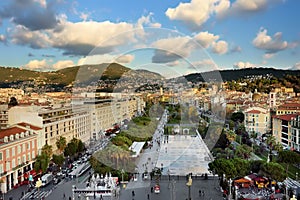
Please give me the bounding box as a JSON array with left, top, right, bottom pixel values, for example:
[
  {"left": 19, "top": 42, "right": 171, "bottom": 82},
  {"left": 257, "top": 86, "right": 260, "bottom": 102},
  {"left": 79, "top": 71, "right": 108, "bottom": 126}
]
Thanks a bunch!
[
  {"left": 228, "top": 178, "right": 232, "bottom": 200},
  {"left": 186, "top": 174, "right": 192, "bottom": 200}
]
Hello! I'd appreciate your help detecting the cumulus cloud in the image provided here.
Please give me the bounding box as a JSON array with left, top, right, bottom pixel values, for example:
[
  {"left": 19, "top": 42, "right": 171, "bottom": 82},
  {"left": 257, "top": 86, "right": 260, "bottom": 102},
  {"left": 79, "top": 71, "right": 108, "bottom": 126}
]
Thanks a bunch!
[
  {"left": 10, "top": 25, "right": 51, "bottom": 49},
  {"left": 194, "top": 31, "right": 219, "bottom": 48},
  {"left": 211, "top": 40, "right": 228, "bottom": 54},
  {"left": 290, "top": 62, "right": 300, "bottom": 70},
  {"left": 0, "top": 0, "right": 59, "bottom": 31},
  {"left": 136, "top": 13, "right": 161, "bottom": 28},
  {"left": 165, "top": 0, "right": 232, "bottom": 29},
  {"left": 53, "top": 60, "right": 75, "bottom": 70},
  {"left": 231, "top": 0, "right": 268, "bottom": 12},
  {"left": 24, "top": 59, "right": 49, "bottom": 70},
  {"left": 10, "top": 17, "right": 136, "bottom": 56},
  {"left": 233, "top": 61, "right": 256, "bottom": 69},
  {"left": 191, "top": 59, "right": 219, "bottom": 71},
  {"left": 252, "top": 28, "right": 288, "bottom": 53},
  {"left": 151, "top": 36, "right": 193, "bottom": 63},
  {"left": 115, "top": 54, "right": 135, "bottom": 63}
]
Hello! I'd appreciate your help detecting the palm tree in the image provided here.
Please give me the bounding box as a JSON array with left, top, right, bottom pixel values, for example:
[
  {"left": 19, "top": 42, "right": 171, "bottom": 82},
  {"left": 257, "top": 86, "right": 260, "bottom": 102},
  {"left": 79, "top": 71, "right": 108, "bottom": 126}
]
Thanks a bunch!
[{"left": 56, "top": 136, "right": 67, "bottom": 154}]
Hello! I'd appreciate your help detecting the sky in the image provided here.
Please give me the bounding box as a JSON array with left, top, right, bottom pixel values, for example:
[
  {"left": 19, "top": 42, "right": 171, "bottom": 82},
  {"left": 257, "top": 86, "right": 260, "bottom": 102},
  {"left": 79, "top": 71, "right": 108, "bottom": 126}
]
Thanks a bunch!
[{"left": 0, "top": 0, "right": 300, "bottom": 78}]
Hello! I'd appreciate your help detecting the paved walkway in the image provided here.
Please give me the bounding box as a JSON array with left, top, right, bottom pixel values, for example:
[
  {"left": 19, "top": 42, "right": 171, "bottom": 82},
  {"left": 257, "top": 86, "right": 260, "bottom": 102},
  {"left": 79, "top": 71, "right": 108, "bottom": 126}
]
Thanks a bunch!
[{"left": 156, "top": 134, "right": 213, "bottom": 176}]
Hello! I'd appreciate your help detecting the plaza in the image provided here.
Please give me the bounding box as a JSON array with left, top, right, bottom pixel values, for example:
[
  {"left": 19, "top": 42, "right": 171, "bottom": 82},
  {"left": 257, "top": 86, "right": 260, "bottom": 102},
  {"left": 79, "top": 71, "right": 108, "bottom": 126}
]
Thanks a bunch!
[{"left": 156, "top": 134, "right": 214, "bottom": 176}]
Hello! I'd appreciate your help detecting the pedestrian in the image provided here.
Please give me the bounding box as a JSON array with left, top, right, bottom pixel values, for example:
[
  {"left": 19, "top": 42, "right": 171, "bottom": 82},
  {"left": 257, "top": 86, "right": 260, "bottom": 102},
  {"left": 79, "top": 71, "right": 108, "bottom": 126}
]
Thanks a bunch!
[
  {"left": 202, "top": 191, "right": 205, "bottom": 196},
  {"left": 132, "top": 190, "right": 135, "bottom": 196},
  {"left": 147, "top": 193, "right": 150, "bottom": 199},
  {"left": 199, "top": 189, "right": 201, "bottom": 196},
  {"left": 100, "top": 194, "right": 103, "bottom": 200},
  {"left": 63, "top": 193, "right": 66, "bottom": 199}
]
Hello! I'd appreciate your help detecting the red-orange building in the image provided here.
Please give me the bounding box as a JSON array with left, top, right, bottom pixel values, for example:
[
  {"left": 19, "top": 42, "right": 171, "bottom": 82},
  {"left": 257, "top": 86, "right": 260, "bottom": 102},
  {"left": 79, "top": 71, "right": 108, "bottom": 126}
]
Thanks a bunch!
[{"left": 0, "top": 122, "right": 41, "bottom": 193}]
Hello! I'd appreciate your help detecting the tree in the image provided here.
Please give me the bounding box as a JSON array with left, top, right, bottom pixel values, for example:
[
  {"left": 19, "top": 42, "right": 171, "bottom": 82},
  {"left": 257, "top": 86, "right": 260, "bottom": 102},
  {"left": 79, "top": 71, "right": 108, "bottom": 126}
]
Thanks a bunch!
[
  {"left": 234, "top": 144, "right": 252, "bottom": 159},
  {"left": 260, "top": 162, "right": 286, "bottom": 182},
  {"left": 56, "top": 136, "right": 67, "bottom": 154},
  {"left": 34, "top": 153, "right": 50, "bottom": 173},
  {"left": 8, "top": 97, "right": 18, "bottom": 107},
  {"left": 41, "top": 144, "right": 53, "bottom": 158},
  {"left": 52, "top": 154, "right": 65, "bottom": 167},
  {"left": 232, "top": 158, "right": 250, "bottom": 177},
  {"left": 209, "top": 158, "right": 237, "bottom": 179},
  {"left": 278, "top": 150, "right": 300, "bottom": 174},
  {"left": 231, "top": 112, "right": 245, "bottom": 123}
]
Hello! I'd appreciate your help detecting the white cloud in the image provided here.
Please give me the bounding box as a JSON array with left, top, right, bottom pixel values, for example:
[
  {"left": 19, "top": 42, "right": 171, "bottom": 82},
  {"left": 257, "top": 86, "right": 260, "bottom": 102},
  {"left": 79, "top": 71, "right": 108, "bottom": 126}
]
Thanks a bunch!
[
  {"left": 233, "top": 61, "right": 256, "bottom": 69},
  {"left": 231, "top": 0, "right": 267, "bottom": 12},
  {"left": 24, "top": 59, "right": 49, "bottom": 70},
  {"left": 194, "top": 31, "right": 219, "bottom": 48},
  {"left": 263, "top": 53, "right": 275, "bottom": 59},
  {"left": 136, "top": 13, "right": 161, "bottom": 28},
  {"left": 151, "top": 36, "right": 193, "bottom": 63},
  {"left": 166, "top": 0, "right": 211, "bottom": 27},
  {"left": 191, "top": 59, "right": 219, "bottom": 70},
  {"left": 211, "top": 40, "right": 228, "bottom": 54},
  {"left": 52, "top": 60, "right": 75, "bottom": 70},
  {"left": 165, "top": 0, "right": 231, "bottom": 28},
  {"left": 10, "top": 25, "right": 51, "bottom": 49},
  {"left": 166, "top": 60, "right": 180, "bottom": 67},
  {"left": 252, "top": 28, "right": 288, "bottom": 53},
  {"left": 115, "top": 54, "right": 135, "bottom": 63},
  {"left": 290, "top": 62, "right": 300, "bottom": 70}
]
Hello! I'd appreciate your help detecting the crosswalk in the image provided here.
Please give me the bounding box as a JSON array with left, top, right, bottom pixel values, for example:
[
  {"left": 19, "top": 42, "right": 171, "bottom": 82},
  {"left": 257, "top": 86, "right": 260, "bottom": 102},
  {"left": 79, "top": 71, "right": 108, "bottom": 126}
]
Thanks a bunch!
[
  {"left": 21, "top": 189, "right": 52, "bottom": 200},
  {"left": 284, "top": 177, "right": 300, "bottom": 189}
]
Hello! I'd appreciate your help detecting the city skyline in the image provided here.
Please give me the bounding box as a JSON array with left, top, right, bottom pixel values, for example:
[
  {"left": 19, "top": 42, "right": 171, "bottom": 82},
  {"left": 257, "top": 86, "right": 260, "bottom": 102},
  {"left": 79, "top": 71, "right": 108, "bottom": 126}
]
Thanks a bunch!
[{"left": 0, "top": 0, "right": 299, "bottom": 78}]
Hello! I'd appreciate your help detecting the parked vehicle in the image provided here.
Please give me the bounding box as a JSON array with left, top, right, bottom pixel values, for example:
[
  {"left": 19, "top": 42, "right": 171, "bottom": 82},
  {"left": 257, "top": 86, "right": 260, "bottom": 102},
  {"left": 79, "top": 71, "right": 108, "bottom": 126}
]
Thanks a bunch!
[{"left": 41, "top": 173, "right": 54, "bottom": 187}]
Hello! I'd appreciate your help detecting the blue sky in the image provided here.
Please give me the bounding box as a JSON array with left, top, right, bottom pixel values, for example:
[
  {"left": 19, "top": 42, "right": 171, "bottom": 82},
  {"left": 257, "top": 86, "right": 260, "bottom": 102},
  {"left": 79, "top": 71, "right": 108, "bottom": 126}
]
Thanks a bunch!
[{"left": 0, "top": 0, "right": 299, "bottom": 77}]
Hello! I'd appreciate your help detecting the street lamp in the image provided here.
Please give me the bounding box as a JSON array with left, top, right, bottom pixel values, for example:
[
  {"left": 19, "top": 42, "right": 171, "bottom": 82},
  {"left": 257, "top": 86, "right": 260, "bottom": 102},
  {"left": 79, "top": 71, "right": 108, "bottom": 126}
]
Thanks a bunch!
[
  {"left": 186, "top": 174, "right": 192, "bottom": 200},
  {"left": 228, "top": 178, "right": 232, "bottom": 200}
]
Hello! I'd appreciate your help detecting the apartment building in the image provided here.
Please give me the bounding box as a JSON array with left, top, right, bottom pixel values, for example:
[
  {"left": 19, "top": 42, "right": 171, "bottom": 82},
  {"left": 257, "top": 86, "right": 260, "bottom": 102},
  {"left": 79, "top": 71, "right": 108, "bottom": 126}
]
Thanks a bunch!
[
  {"left": 244, "top": 107, "right": 271, "bottom": 137},
  {"left": 272, "top": 114, "right": 298, "bottom": 149},
  {"left": 88, "top": 97, "right": 144, "bottom": 140},
  {"left": 0, "top": 123, "right": 40, "bottom": 193},
  {"left": 8, "top": 105, "right": 91, "bottom": 154},
  {"left": 291, "top": 114, "right": 300, "bottom": 152},
  {"left": 276, "top": 103, "right": 300, "bottom": 115}
]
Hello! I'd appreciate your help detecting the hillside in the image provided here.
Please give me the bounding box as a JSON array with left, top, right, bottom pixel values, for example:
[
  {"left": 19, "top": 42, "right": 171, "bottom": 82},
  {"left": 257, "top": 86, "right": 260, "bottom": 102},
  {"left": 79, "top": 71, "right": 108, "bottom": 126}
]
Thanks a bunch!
[
  {"left": 184, "top": 68, "right": 300, "bottom": 82},
  {"left": 0, "top": 63, "right": 164, "bottom": 89}
]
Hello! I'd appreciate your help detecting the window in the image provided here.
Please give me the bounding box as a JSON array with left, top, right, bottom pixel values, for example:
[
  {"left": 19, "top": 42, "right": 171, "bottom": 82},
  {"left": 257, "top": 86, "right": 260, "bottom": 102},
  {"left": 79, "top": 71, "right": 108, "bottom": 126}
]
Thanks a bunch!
[
  {"left": 12, "top": 147, "right": 15, "bottom": 156},
  {"left": 32, "top": 151, "right": 35, "bottom": 160},
  {"left": 6, "top": 162, "right": 10, "bottom": 171},
  {"left": 27, "top": 142, "right": 30, "bottom": 150},
  {"left": 18, "top": 157, "right": 21, "bottom": 165},
  {"left": 0, "top": 164, "right": 3, "bottom": 174},
  {"left": 12, "top": 159, "right": 15, "bottom": 168},
  {"left": 22, "top": 155, "right": 26, "bottom": 163},
  {"left": 27, "top": 153, "right": 30, "bottom": 161},
  {"left": 6, "top": 149, "right": 9, "bottom": 159},
  {"left": 31, "top": 141, "right": 35, "bottom": 148},
  {"left": 0, "top": 152, "right": 2, "bottom": 161}
]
